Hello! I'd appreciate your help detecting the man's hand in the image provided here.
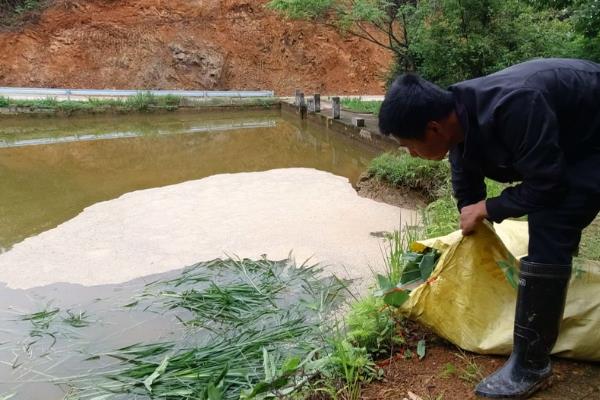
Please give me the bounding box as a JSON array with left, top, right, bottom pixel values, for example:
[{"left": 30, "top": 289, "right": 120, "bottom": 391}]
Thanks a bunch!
[{"left": 460, "top": 200, "right": 488, "bottom": 235}]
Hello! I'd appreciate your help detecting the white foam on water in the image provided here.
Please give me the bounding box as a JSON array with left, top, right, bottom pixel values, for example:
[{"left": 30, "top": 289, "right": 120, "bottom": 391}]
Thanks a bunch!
[{"left": 0, "top": 168, "right": 417, "bottom": 290}]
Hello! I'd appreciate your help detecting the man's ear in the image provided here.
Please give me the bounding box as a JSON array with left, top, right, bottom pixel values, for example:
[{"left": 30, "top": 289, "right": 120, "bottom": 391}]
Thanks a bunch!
[{"left": 425, "top": 120, "right": 442, "bottom": 134}]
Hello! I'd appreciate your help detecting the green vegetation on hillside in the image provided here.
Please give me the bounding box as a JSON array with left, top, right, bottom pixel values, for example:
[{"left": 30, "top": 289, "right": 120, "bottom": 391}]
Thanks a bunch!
[
  {"left": 269, "top": 0, "right": 600, "bottom": 87},
  {"left": 0, "top": 0, "right": 45, "bottom": 25}
]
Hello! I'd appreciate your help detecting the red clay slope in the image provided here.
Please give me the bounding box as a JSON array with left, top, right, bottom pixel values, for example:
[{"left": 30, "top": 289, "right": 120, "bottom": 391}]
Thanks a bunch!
[{"left": 0, "top": 0, "right": 392, "bottom": 95}]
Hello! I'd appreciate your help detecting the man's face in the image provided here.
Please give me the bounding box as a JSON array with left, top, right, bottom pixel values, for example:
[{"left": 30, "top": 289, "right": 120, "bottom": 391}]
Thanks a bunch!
[{"left": 397, "top": 126, "right": 450, "bottom": 161}]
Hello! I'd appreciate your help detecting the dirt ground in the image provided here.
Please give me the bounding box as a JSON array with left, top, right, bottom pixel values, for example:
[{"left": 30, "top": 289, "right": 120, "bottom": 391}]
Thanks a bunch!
[
  {"left": 362, "top": 340, "right": 600, "bottom": 400},
  {"left": 355, "top": 177, "right": 600, "bottom": 400},
  {"left": 0, "top": 0, "right": 391, "bottom": 94},
  {"left": 354, "top": 173, "right": 428, "bottom": 210}
]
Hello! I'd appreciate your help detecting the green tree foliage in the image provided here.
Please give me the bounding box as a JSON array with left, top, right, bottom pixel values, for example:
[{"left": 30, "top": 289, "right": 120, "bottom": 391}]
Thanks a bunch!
[
  {"left": 269, "top": 0, "right": 594, "bottom": 86},
  {"left": 408, "top": 0, "right": 579, "bottom": 86},
  {"left": 529, "top": 0, "right": 600, "bottom": 60},
  {"left": 0, "top": 0, "right": 40, "bottom": 16}
]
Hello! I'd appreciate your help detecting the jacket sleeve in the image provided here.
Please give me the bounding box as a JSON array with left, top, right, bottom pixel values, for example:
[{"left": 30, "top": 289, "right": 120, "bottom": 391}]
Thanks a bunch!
[
  {"left": 485, "top": 90, "right": 567, "bottom": 223},
  {"left": 449, "top": 145, "right": 487, "bottom": 211}
]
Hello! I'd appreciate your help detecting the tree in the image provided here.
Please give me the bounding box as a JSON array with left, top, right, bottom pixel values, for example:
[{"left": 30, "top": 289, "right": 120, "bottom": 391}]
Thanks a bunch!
[
  {"left": 409, "top": 0, "right": 579, "bottom": 86},
  {"left": 529, "top": 0, "right": 600, "bottom": 61},
  {"left": 268, "top": 0, "right": 420, "bottom": 72},
  {"left": 269, "top": 0, "right": 584, "bottom": 86}
]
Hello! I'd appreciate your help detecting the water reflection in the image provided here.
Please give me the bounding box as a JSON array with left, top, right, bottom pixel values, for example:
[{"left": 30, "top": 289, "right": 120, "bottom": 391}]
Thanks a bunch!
[{"left": 0, "top": 110, "right": 378, "bottom": 252}]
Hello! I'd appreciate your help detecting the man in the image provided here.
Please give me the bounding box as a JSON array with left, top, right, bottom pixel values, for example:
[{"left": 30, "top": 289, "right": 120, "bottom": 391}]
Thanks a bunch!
[{"left": 378, "top": 58, "right": 600, "bottom": 398}]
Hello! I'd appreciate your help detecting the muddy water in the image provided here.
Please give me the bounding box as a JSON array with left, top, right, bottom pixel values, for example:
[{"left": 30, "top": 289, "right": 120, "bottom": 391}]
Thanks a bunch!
[
  {"left": 0, "top": 110, "right": 392, "bottom": 399},
  {"left": 0, "top": 110, "right": 377, "bottom": 253},
  {"left": 0, "top": 273, "right": 188, "bottom": 399}
]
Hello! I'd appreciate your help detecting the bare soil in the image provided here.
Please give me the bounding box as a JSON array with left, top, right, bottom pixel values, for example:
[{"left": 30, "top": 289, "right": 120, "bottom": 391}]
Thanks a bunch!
[
  {"left": 355, "top": 173, "right": 428, "bottom": 210},
  {"left": 362, "top": 341, "right": 600, "bottom": 400},
  {"left": 0, "top": 0, "right": 391, "bottom": 94}
]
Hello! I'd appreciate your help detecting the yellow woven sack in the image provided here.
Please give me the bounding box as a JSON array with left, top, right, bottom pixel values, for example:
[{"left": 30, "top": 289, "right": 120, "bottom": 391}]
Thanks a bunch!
[{"left": 400, "top": 221, "right": 600, "bottom": 361}]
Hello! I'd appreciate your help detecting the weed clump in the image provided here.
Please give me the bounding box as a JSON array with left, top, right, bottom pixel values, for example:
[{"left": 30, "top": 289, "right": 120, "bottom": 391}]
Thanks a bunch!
[{"left": 345, "top": 295, "right": 398, "bottom": 356}]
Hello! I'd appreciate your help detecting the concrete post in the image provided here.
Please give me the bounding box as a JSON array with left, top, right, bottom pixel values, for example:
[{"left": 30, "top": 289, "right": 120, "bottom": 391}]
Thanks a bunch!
[
  {"left": 332, "top": 97, "right": 341, "bottom": 119},
  {"left": 294, "top": 89, "right": 301, "bottom": 106},
  {"left": 307, "top": 98, "right": 315, "bottom": 113},
  {"left": 352, "top": 117, "right": 365, "bottom": 127},
  {"left": 314, "top": 94, "right": 321, "bottom": 112}
]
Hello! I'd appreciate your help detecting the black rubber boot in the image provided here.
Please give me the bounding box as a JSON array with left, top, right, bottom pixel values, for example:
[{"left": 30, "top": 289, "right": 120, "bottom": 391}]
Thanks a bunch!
[{"left": 475, "top": 259, "right": 571, "bottom": 398}]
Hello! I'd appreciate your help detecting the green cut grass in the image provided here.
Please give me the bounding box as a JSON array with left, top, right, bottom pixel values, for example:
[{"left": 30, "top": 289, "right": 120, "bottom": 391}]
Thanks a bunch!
[
  {"left": 20, "top": 307, "right": 60, "bottom": 331},
  {"left": 66, "top": 257, "right": 350, "bottom": 399}
]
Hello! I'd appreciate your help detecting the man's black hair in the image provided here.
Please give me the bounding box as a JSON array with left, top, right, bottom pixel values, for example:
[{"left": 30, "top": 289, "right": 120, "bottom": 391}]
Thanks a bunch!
[{"left": 378, "top": 74, "right": 455, "bottom": 139}]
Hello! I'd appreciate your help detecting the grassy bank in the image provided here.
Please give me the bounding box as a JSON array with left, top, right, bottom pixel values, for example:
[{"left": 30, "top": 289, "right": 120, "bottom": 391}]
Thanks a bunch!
[
  {"left": 367, "top": 152, "right": 600, "bottom": 261},
  {"left": 340, "top": 98, "right": 382, "bottom": 114},
  {"left": 0, "top": 94, "right": 278, "bottom": 115}
]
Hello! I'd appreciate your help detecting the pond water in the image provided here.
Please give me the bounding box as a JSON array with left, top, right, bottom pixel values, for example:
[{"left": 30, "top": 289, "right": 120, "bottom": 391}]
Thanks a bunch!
[
  {"left": 0, "top": 110, "right": 384, "bottom": 399},
  {"left": 0, "top": 110, "right": 377, "bottom": 254}
]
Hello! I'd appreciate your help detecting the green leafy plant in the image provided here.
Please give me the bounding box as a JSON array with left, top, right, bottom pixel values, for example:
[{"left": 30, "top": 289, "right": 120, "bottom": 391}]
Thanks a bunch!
[
  {"left": 326, "top": 336, "right": 376, "bottom": 400},
  {"left": 417, "top": 339, "right": 426, "bottom": 360},
  {"left": 345, "top": 295, "right": 399, "bottom": 356}
]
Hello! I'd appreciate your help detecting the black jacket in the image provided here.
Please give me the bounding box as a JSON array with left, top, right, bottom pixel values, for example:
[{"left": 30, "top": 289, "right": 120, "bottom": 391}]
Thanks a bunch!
[{"left": 448, "top": 58, "right": 600, "bottom": 223}]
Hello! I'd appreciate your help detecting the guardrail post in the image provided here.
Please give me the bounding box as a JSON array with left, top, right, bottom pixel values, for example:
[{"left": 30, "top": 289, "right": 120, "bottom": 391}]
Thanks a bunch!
[
  {"left": 295, "top": 89, "right": 301, "bottom": 106},
  {"left": 314, "top": 94, "right": 320, "bottom": 112},
  {"left": 332, "top": 97, "right": 341, "bottom": 119}
]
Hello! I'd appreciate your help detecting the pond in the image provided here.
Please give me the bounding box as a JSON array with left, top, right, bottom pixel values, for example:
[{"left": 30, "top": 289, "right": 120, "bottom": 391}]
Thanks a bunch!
[
  {"left": 0, "top": 109, "right": 397, "bottom": 399},
  {"left": 0, "top": 110, "right": 378, "bottom": 254}
]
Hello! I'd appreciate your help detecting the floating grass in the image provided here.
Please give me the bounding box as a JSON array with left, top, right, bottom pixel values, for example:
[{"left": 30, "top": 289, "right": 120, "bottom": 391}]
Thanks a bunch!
[
  {"left": 65, "top": 257, "right": 350, "bottom": 399},
  {"left": 20, "top": 307, "right": 60, "bottom": 331},
  {"left": 62, "top": 310, "right": 92, "bottom": 328}
]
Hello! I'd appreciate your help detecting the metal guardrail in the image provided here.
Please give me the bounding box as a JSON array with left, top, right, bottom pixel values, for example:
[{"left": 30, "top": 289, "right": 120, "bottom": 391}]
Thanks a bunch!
[{"left": 0, "top": 87, "right": 275, "bottom": 98}]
